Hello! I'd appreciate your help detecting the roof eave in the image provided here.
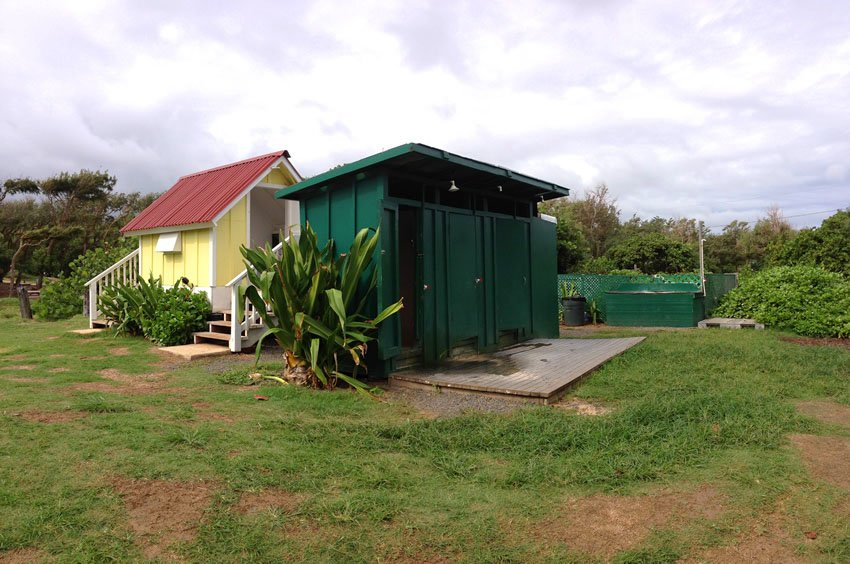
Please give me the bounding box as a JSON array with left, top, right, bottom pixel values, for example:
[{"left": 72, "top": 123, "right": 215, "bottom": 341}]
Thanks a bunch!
[{"left": 275, "top": 143, "right": 569, "bottom": 201}]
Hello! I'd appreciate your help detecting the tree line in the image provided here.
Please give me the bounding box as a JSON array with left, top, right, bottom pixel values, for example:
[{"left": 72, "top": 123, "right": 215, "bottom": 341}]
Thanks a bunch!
[
  {"left": 0, "top": 170, "right": 158, "bottom": 287},
  {"left": 540, "top": 184, "right": 849, "bottom": 275}
]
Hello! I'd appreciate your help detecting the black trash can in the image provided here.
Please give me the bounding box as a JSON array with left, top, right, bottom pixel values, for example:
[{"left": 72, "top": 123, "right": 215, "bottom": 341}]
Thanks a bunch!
[{"left": 561, "top": 297, "right": 587, "bottom": 326}]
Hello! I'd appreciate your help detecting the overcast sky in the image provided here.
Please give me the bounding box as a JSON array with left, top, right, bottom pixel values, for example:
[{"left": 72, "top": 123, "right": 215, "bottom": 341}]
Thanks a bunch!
[{"left": 1, "top": 0, "right": 848, "bottom": 230}]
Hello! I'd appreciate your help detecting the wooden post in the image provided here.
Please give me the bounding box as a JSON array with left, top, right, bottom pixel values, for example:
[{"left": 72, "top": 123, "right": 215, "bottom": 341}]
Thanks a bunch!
[{"left": 17, "top": 286, "right": 32, "bottom": 319}]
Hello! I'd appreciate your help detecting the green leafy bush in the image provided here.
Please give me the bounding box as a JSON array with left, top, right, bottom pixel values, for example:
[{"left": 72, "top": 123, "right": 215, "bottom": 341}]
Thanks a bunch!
[
  {"left": 144, "top": 286, "right": 211, "bottom": 346},
  {"left": 98, "top": 275, "right": 210, "bottom": 346},
  {"left": 33, "top": 240, "right": 137, "bottom": 320},
  {"left": 714, "top": 266, "right": 850, "bottom": 338}
]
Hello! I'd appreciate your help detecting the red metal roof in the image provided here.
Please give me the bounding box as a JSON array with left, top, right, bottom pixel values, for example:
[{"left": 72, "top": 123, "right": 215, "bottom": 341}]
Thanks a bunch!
[{"left": 121, "top": 151, "right": 290, "bottom": 233}]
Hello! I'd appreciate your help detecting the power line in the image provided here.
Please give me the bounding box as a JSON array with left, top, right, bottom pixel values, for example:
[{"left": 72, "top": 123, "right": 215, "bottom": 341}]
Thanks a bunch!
[{"left": 705, "top": 207, "right": 841, "bottom": 230}]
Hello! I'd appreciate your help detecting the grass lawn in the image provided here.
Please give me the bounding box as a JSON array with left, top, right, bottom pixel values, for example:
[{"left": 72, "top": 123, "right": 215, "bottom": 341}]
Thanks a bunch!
[{"left": 0, "top": 298, "right": 848, "bottom": 562}]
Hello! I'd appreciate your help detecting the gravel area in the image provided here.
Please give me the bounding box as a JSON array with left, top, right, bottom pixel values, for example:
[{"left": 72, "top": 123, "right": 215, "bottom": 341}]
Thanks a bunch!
[
  {"left": 199, "top": 346, "right": 285, "bottom": 374},
  {"left": 378, "top": 385, "right": 541, "bottom": 418}
]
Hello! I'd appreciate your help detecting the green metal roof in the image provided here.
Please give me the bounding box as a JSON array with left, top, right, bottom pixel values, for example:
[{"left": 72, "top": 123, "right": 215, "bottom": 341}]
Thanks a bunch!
[{"left": 275, "top": 143, "right": 570, "bottom": 201}]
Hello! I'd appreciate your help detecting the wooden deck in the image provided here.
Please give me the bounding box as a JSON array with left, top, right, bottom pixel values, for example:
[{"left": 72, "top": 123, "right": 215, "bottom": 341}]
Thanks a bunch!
[{"left": 389, "top": 337, "right": 645, "bottom": 404}]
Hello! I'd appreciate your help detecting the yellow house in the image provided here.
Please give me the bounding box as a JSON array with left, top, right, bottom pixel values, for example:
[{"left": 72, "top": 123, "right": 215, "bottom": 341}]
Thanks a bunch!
[{"left": 118, "top": 150, "right": 300, "bottom": 312}]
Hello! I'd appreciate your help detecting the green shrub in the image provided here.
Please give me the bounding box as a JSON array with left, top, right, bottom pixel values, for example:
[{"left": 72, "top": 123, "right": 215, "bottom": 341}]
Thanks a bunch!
[
  {"left": 714, "top": 265, "right": 850, "bottom": 338},
  {"left": 144, "top": 286, "right": 210, "bottom": 346},
  {"left": 98, "top": 275, "right": 210, "bottom": 346},
  {"left": 33, "top": 240, "right": 137, "bottom": 320}
]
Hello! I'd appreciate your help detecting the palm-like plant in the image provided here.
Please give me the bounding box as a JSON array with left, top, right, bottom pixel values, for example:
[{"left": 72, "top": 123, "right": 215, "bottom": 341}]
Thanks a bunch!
[{"left": 241, "top": 223, "right": 403, "bottom": 392}]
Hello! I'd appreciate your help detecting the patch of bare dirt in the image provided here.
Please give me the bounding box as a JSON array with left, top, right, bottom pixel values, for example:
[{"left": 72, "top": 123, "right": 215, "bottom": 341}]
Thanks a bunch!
[
  {"left": 233, "top": 488, "right": 305, "bottom": 515},
  {"left": 0, "top": 375, "right": 47, "bottom": 383},
  {"left": 112, "top": 477, "right": 215, "bottom": 560},
  {"left": 555, "top": 397, "right": 613, "bottom": 416},
  {"left": 0, "top": 547, "right": 49, "bottom": 563},
  {"left": 48, "top": 354, "right": 65, "bottom": 358},
  {"left": 781, "top": 336, "right": 850, "bottom": 350},
  {"left": 197, "top": 412, "right": 236, "bottom": 423},
  {"left": 109, "top": 347, "right": 131, "bottom": 356},
  {"left": 68, "top": 369, "right": 168, "bottom": 396},
  {"left": 685, "top": 512, "right": 807, "bottom": 564},
  {"left": 5, "top": 354, "right": 28, "bottom": 361},
  {"left": 184, "top": 401, "right": 235, "bottom": 423},
  {"left": 48, "top": 367, "right": 69, "bottom": 373},
  {"left": 2, "top": 365, "right": 35, "bottom": 371},
  {"left": 16, "top": 410, "right": 88, "bottom": 424},
  {"left": 791, "top": 434, "right": 850, "bottom": 491},
  {"left": 536, "top": 485, "right": 726, "bottom": 558},
  {"left": 796, "top": 400, "right": 850, "bottom": 428}
]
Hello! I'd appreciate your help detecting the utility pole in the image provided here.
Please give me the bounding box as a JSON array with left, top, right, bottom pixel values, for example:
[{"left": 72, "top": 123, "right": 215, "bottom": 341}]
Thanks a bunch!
[{"left": 698, "top": 221, "right": 706, "bottom": 296}]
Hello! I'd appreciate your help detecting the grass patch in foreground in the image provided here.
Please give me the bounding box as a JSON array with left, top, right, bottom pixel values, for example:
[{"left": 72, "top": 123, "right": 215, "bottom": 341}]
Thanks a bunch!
[{"left": 0, "top": 299, "right": 847, "bottom": 561}]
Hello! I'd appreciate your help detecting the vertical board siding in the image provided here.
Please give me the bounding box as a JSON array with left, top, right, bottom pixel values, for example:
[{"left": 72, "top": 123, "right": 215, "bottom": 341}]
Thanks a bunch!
[
  {"left": 215, "top": 197, "right": 247, "bottom": 286},
  {"left": 294, "top": 172, "right": 560, "bottom": 366},
  {"left": 140, "top": 229, "right": 211, "bottom": 287},
  {"left": 447, "top": 213, "right": 478, "bottom": 341},
  {"left": 530, "top": 218, "right": 558, "bottom": 338},
  {"left": 494, "top": 218, "right": 531, "bottom": 336}
]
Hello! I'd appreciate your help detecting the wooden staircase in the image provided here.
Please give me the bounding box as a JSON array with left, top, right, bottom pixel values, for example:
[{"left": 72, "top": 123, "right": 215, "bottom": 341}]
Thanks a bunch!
[
  {"left": 86, "top": 240, "right": 287, "bottom": 355},
  {"left": 192, "top": 310, "right": 269, "bottom": 351}
]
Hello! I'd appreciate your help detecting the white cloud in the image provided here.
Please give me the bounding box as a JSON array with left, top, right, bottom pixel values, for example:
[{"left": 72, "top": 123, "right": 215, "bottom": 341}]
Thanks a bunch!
[{"left": 0, "top": 0, "right": 847, "bottom": 227}]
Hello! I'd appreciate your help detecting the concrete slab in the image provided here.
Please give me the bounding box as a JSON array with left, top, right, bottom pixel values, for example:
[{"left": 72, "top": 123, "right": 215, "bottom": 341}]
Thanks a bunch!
[
  {"left": 69, "top": 328, "right": 107, "bottom": 335},
  {"left": 158, "top": 343, "right": 230, "bottom": 360},
  {"left": 390, "top": 337, "right": 645, "bottom": 404},
  {"left": 698, "top": 317, "right": 764, "bottom": 330}
]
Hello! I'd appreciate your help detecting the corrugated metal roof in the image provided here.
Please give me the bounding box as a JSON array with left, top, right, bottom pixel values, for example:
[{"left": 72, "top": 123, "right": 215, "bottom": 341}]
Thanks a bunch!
[{"left": 121, "top": 151, "right": 290, "bottom": 233}]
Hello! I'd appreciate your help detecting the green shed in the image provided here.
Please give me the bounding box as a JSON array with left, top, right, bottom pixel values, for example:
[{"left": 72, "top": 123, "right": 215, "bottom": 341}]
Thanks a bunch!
[
  {"left": 605, "top": 283, "right": 705, "bottom": 328},
  {"left": 275, "top": 143, "right": 569, "bottom": 374}
]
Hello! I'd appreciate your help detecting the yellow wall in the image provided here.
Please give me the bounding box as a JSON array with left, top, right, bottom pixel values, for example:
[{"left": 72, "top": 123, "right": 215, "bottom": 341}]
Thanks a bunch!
[
  {"left": 140, "top": 228, "right": 211, "bottom": 287},
  {"left": 215, "top": 196, "right": 248, "bottom": 286},
  {"left": 262, "top": 167, "right": 296, "bottom": 186}
]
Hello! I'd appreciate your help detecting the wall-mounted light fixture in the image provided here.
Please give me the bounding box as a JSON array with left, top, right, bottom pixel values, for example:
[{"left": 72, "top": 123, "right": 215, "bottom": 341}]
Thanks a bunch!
[
  {"left": 448, "top": 180, "right": 460, "bottom": 192},
  {"left": 497, "top": 185, "right": 503, "bottom": 192}
]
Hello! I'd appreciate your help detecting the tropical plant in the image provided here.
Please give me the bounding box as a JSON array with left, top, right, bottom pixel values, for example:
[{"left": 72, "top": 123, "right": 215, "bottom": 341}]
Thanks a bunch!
[
  {"left": 558, "top": 280, "right": 580, "bottom": 299},
  {"left": 98, "top": 275, "right": 210, "bottom": 345},
  {"left": 241, "top": 224, "right": 403, "bottom": 392}
]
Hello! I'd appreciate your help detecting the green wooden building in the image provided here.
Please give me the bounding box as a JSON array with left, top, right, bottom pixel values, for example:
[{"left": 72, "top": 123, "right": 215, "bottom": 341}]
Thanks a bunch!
[{"left": 276, "top": 143, "right": 569, "bottom": 374}]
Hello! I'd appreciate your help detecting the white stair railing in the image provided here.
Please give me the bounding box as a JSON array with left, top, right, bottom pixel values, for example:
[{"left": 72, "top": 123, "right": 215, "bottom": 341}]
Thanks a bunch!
[
  {"left": 84, "top": 249, "right": 140, "bottom": 328},
  {"left": 225, "top": 240, "right": 286, "bottom": 352}
]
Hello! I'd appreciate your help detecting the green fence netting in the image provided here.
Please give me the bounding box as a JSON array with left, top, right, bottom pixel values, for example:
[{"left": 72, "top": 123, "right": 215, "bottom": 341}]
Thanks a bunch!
[{"left": 556, "top": 273, "right": 738, "bottom": 322}]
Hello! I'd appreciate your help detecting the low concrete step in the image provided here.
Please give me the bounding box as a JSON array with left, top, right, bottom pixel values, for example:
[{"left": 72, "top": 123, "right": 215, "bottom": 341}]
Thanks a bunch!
[{"left": 698, "top": 317, "right": 764, "bottom": 330}]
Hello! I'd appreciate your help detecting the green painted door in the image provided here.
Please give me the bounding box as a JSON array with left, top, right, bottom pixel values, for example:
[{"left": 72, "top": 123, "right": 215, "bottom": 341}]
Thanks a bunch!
[
  {"left": 495, "top": 218, "right": 531, "bottom": 336},
  {"left": 447, "top": 213, "right": 479, "bottom": 342},
  {"left": 378, "top": 204, "right": 401, "bottom": 359},
  {"left": 530, "top": 218, "right": 558, "bottom": 338}
]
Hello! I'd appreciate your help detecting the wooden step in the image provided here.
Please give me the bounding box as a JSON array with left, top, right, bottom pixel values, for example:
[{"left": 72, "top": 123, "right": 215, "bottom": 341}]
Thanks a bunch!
[
  {"left": 207, "top": 320, "right": 233, "bottom": 334},
  {"left": 193, "top": 331, "right": 233, "bottom": 343}
]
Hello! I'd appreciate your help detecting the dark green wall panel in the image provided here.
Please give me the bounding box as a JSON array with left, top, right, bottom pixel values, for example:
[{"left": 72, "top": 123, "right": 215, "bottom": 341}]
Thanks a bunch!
[
  {"left": 494, "top": 218, "right": 531, "bottom": 336},
  {"left": 447, "top": 213, "right": 478, "bottom": 341},
  {"left": 530, "top": 218, "right": 558, "bottom": 338}
]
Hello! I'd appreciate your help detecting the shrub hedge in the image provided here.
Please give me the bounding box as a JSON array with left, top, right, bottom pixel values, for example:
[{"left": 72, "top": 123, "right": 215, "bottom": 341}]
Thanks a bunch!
[
  {"left": 714, "top": 265, "right": 850, "bottom": 338},
  {"left": 33, "top": 240, "right": 137, "bottom": 320}
]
